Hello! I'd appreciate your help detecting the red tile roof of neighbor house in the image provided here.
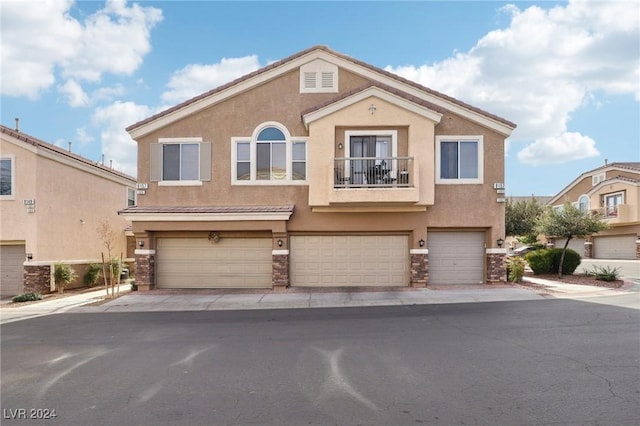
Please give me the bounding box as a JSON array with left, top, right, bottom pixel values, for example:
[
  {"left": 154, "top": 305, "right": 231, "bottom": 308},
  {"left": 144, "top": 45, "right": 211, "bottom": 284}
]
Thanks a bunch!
[
  {"left": 119, "top": 205, "right": 295, "bottom": 214},
  {"left": 0, "top": 124, "right": 136, "bottom": 182},
  {"left": 126, "top": 45, "right": 517, "bottom": 133}
]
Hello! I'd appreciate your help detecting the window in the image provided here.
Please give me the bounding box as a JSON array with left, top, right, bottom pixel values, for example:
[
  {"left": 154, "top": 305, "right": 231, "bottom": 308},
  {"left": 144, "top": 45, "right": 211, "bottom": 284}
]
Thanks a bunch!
[
  {"left": 127, "top": 188, "right": 136, "bottom": 207},
  {"left": 436, "top": 136, "right": 483, "bottom": 184},
  {"left": 604, "top": 192, "right": 624, "bottom": 217},
  {"left": 578, "top": 195, "right": 589, "bottom": 212},
  {"left": 0, "top": 156, "right": 14, "bottom": 199},
  {"left": 232, "top": 123, "right": 307, "bottom": 184},
  {"left": 150, "top": 138, "right": 211, "bottom": 185}
]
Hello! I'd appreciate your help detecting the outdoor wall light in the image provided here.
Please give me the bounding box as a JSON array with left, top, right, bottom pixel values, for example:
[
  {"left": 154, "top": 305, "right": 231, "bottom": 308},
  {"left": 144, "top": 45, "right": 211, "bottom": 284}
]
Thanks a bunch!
[
  {"left": 418, "top": 239, "right": 425, "bottom": 247},
  {"left": 497, "top": 238, "right": 504, "bottom": 248},
  {"left": 277, "top": 239, "right": 283, "bottom": 247},
  {"left": 26, "top": 253, "right": 33, "bottom": 261},
  {"left": 80, "top": 219, "right": 86, "bottom": 225},
  {"left": 338, "top": 143, "right": 344, "bottom": 150},
  {"left": 138, "top": 240, "right": 144, "bottom": 248}
]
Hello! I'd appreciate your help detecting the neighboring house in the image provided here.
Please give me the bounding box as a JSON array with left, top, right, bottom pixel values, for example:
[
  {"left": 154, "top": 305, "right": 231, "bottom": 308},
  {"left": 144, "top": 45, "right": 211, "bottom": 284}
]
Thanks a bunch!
[
  {"left": 120, "top": 46, "right": 516, "bottom": 291},
  {"left": 0, "top": 124, "right": 136, "bottom": 298},
  {"left": 547, "top": 161, "right": 640, "bottom": 260}
]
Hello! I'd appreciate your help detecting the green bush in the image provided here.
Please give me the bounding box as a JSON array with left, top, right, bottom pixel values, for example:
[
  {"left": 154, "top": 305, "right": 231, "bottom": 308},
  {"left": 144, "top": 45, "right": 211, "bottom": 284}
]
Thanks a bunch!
[
  {"left": 507, "top": 256, "right": 525, "bottom": 283},
  {"left": 12, "top": 292, "right": 43, "bottom": 303},
  {"left": 130, "top": 280, "right": 138, "bottom": 291},
  {"left": 54, "top": 262, "right": 77, "bottom": 293},
  {"left": 525, "top": 249, "right": 553, "bottom": 274},
  {"left": 585, "top": 265, "right": 621, "bottom": 282},
  {"left": 84, "top": 263, "right": 102, "bottom": 287},
  {"left": 549, "top": 248, "right": 581, "bottom": 275}
]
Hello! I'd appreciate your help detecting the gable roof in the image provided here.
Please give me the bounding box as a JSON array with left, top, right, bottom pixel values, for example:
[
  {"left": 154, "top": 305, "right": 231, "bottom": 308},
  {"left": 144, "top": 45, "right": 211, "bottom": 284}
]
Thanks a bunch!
[
  {"left": 127, "top": 45, "right": 516, "bottom": 139},
  {"left": 549, "top": 162, "right": 640, "bottom": 205},
  {"left": 0, "top": 124, "right": 136, "bottom": 183}
]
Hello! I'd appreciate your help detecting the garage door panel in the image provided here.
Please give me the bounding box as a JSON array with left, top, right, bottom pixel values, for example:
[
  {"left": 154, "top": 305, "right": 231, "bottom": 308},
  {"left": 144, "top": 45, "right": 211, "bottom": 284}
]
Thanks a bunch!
[
  {"left": 594, "top": 235, "right": 636, "bottom": 260},
  {"left": 1, "top": 245, "right": 25, "bottom": 298},
  {"left": 291, "top": 235, "right": 408, "bottom": 287},
  {"left": 156, "top": 238, "right": 271, "bottom": 289},
  {"left": 428, "top": 232, "right": 485, "bottom": 285}
]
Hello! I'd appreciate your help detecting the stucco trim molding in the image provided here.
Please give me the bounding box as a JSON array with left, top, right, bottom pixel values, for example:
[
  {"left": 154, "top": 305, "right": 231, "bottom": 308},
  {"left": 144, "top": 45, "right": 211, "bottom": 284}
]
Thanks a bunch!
[
  {"left": 135, "top": 249, "right": 156, "bottom": 255},
  {"left": 486, "top": 248, "right": 507, "bottom": 254},
  {"left": 272, "top": 250, "right": 290, "bottom": 255},
  {"left": 409, "top": 249, "right": 429, "bottom": 255},
  {"left": 121, "top": 212, "right": 293, "bottom": 222}
]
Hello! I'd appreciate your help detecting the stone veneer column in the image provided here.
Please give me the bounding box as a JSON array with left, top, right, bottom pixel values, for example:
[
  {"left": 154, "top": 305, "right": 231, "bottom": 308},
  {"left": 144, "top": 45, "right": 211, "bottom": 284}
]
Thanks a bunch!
[
  {"left": 486, "top": 249, "right": 507, "bottom": 284},
  {"left": 272, "top": 250, "right": 289, "bottom": 290},
  {"left": 134, "top": 249, "right": 155, "bottom": 291},
  {"left": 23, "top": 264, "right": 53, "bottom": 294},
  {"left": 410, "top": 249, "right": 428, "bottom": 287},
  {"left": 584, "top": 237, "right": 593, "bottom": 258},
  {"left": 636, "top": 237, "right": 640, "bottom": 259}
]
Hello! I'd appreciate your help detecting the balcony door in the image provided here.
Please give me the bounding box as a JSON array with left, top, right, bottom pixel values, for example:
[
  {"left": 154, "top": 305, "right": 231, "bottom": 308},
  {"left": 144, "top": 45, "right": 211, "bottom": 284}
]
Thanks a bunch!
[{"left": 349, "top": 135, "right": 390, "bottom": 184}]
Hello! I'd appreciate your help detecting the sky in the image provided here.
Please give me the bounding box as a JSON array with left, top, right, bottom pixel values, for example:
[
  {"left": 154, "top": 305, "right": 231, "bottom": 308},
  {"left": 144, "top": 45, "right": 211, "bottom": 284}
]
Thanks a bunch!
[{"left": 1, "top": 0, "right": 638, "bottom": 196}]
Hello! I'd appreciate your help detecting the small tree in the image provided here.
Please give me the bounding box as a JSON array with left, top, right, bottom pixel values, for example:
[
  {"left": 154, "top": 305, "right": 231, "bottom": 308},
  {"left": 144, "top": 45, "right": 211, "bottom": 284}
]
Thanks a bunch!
[
  {"left": 506, "top": 197, "right": 544, "bottom": 244},
  {"left": 97, "top": 219, "right": 121, "bottom": 298},
  {"left": 54, "top": 262, "right": 76, "bottom": 294},
  {"left": 535, "top": 201, "right": 609, "bottom": 278}
]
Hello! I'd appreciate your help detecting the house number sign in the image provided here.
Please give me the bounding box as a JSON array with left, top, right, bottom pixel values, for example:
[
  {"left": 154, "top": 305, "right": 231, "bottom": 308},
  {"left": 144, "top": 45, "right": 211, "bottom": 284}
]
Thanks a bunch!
[{"left": 24, "top": 199, "right": 36, "bottom": 213}]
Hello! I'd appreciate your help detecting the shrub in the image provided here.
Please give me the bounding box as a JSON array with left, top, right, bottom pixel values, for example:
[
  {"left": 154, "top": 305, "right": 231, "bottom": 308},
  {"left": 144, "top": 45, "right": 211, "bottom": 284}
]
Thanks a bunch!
[
  {"left": 12, "top": 292, "right": 43, "bottom": 303},
  {"left": 507, "top": 256, "right": 525, "bottom": 283},
  {"left": 84, "top": 263, "right": 102, "bottom": 287},
  {"left": 54, "top": 262, "right": 77, "bottom": 293},
  {"left": 130, "top": 280, "right": 138, "bottom": 291},
  {"left": 549, "top": 248, "right": 581, "bottom": 275},
  {"left": 586, "top": 265, "right": 621, "bottom": 282},
  {"left": 525, "top": 249, "right": 553, "bottom": 274}
]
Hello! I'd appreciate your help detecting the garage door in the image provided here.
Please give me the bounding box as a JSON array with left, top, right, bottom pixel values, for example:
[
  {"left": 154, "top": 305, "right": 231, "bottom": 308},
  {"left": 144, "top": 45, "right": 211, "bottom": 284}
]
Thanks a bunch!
[
  {"left": 428, "top": 232, "right": 485, "bottom": 285},
  {"left": 555, "top": 238, "right": 585, "bottom": 256},
  {"left": 1, "top": 244, "right": 25, "bottom": 298},
  {"left": 156, "top": 238, "right": 272, "bottom": 288},
  {"left": 290, "top": 235, "right": 408, "bottom": 287},
  {"left": 593, "top": 235, "right": 637, "bottom": 260}
]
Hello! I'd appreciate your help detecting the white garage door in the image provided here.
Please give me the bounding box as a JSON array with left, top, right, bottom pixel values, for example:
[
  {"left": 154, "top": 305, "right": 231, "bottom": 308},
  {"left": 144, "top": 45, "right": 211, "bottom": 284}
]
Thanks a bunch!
[
  {"left": 428, "top": 232, "right": 485, "bottom": 285},
  {"left": 290, "top": 235, "right": 409, "bottom": 287},
  {"left": 156, "top": 238, "right": 272, "bottom": 288},
  {"left": 1, "top": 244, "right": 25, "bottom": 298},
  {"left": 593, "top": 235, "right": 637, "bottom": 260},
  {"left": 555, "top": 238, "right": 585, "bottom": 256}
]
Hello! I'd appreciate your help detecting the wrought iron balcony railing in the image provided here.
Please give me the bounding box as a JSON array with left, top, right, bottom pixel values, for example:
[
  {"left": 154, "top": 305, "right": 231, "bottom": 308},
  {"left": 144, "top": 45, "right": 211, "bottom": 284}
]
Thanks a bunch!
[{"left": 334, "top": 157, "right": 413, "bottom": 188}]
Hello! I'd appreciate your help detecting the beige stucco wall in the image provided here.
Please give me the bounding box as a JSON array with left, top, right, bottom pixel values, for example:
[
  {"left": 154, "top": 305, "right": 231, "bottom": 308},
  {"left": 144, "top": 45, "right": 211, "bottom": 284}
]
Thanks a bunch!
[
  {"left": 131, "top": 65, "right": 508, "bottom": 250},
  {"left": 0, "top": 134, "right": 134, "bottom": 263}
]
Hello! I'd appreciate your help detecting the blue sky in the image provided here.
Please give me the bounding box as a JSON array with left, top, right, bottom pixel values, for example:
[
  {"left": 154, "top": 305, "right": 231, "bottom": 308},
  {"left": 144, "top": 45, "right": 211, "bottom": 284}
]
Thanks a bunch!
[{"left": 1, "top": 0, "right": 638, "bottom": 196}]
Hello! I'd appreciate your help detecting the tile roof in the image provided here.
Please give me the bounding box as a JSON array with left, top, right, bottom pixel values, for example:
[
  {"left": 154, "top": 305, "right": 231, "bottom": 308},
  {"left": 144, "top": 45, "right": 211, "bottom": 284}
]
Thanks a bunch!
[
  {"left": 126, "top": 45, "right": 516, "bottom": 133},
  {"left": 0, "top": 124, "right": 136, "bottom": 182},
  {"left": 119, "top": 205, "right": 295, "bottom": 214}
]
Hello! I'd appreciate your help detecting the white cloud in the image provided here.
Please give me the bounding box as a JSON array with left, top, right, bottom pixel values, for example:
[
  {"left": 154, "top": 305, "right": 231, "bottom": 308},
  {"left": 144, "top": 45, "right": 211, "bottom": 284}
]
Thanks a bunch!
[
  {"left": 517, "top": 132, "right": 599, "bottom": 165},
  {"left": 161, "top": 56, "right": 260, "bottom": 104},
  {"left": 385, "top": 0, "right": 639, "bottom": 165},
  {"left": 92, "top": 101, "right": 153, "bottom": 177},
  {"left": 0, "top": 0, "right": 162, "bottom": 101},
  {"left": 58, "top": 79, "right": 90, "bottom": 107},
  {"left": 75, "top": 127, "right": 95, "bottom": 145}
]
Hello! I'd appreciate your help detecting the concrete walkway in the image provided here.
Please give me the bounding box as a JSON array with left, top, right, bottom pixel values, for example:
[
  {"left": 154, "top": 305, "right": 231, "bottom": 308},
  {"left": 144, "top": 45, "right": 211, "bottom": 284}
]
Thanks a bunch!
[{"left": 1, "top": 279, "right": 638, "bottom": 325}]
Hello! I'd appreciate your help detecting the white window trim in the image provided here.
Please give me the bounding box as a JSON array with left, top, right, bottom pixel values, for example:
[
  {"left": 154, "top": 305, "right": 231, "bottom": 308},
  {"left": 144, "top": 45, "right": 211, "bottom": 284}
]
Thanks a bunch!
[
  {"left": 0, "top": 155, "right": 16, "bottom": 200},
  {"left": 157, "top": 137, "right": 203, "bottom": 184},
  {"left": 344, "top": 130, "right": 399, "bottom": 178},
  {"left": 577, "top": 194, "right": 589, "bottom": 212},
  {"left": 126, "top": 187, "right": 136, "bottom": 207},
  {"left": 604, "top": 191, "right": 624, "bottom": 204},
  {"left": 231, "top": 122, "right": 308, "bottom": 186},
  {"left": 435, "top": 135, "right": 484, "bottom": 184}
]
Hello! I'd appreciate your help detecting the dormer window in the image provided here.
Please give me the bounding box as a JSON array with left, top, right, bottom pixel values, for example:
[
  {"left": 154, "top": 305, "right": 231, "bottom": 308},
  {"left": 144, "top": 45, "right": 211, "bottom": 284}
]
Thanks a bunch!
[{"left": 300, "top": 59, "right": 338, "bottom": 93}]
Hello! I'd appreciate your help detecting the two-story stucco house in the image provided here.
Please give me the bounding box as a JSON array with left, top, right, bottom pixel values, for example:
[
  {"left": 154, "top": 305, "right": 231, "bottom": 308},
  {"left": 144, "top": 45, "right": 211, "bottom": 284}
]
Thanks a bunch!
[
  {"left": 547, "top": 161, "right": 640, "bottom": 260},
  {"left": 0, "top": 124, "right": 136, "bottom": 298},
  {"left": 120, "top": 46, "right": 516, "bottom": 291}
]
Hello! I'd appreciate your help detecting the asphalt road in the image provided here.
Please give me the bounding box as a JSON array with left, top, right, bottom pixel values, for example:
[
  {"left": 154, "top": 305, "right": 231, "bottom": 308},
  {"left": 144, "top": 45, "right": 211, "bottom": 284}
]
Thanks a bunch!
[{"left": 1, "top": 298, "right": 639, "bottom": 425}]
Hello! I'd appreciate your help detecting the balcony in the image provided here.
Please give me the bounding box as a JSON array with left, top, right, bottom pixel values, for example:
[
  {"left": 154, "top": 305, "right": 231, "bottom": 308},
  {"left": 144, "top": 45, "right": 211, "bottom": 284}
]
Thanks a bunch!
[
  {"left": 592, "top": 204, "right": 637, "bottom": 223},
  {"left": 328, "top": 157, "right": 420, "bottom": 206},
  {"left": 334, "top": 157, "right": 413, "bottom": 188}
]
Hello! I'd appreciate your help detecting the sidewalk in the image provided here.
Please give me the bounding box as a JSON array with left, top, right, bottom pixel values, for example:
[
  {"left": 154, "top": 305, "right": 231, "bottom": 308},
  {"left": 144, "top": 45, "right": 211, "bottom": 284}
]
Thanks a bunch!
[{"left": 1, "top": 279, "right": 637, "bottom": 325}]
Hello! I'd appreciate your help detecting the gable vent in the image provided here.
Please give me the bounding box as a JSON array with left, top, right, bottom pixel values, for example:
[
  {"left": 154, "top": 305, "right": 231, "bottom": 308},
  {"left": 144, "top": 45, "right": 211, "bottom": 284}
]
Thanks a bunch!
[
  {"left": 321, "top": 72, "right": 334, "bottom": 88},
  {"left": 304, "top": 72, "right": 317, "bottom": 89}
]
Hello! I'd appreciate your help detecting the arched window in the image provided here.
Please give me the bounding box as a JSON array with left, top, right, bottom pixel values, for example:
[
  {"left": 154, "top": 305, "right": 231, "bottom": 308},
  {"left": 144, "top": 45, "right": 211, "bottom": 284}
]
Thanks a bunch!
[
  {"left": 232, "top": 122, "right": 307, "bottom": 184},
  {"left": 578, "top": 195, "right": 589, "bottom": 212}
]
